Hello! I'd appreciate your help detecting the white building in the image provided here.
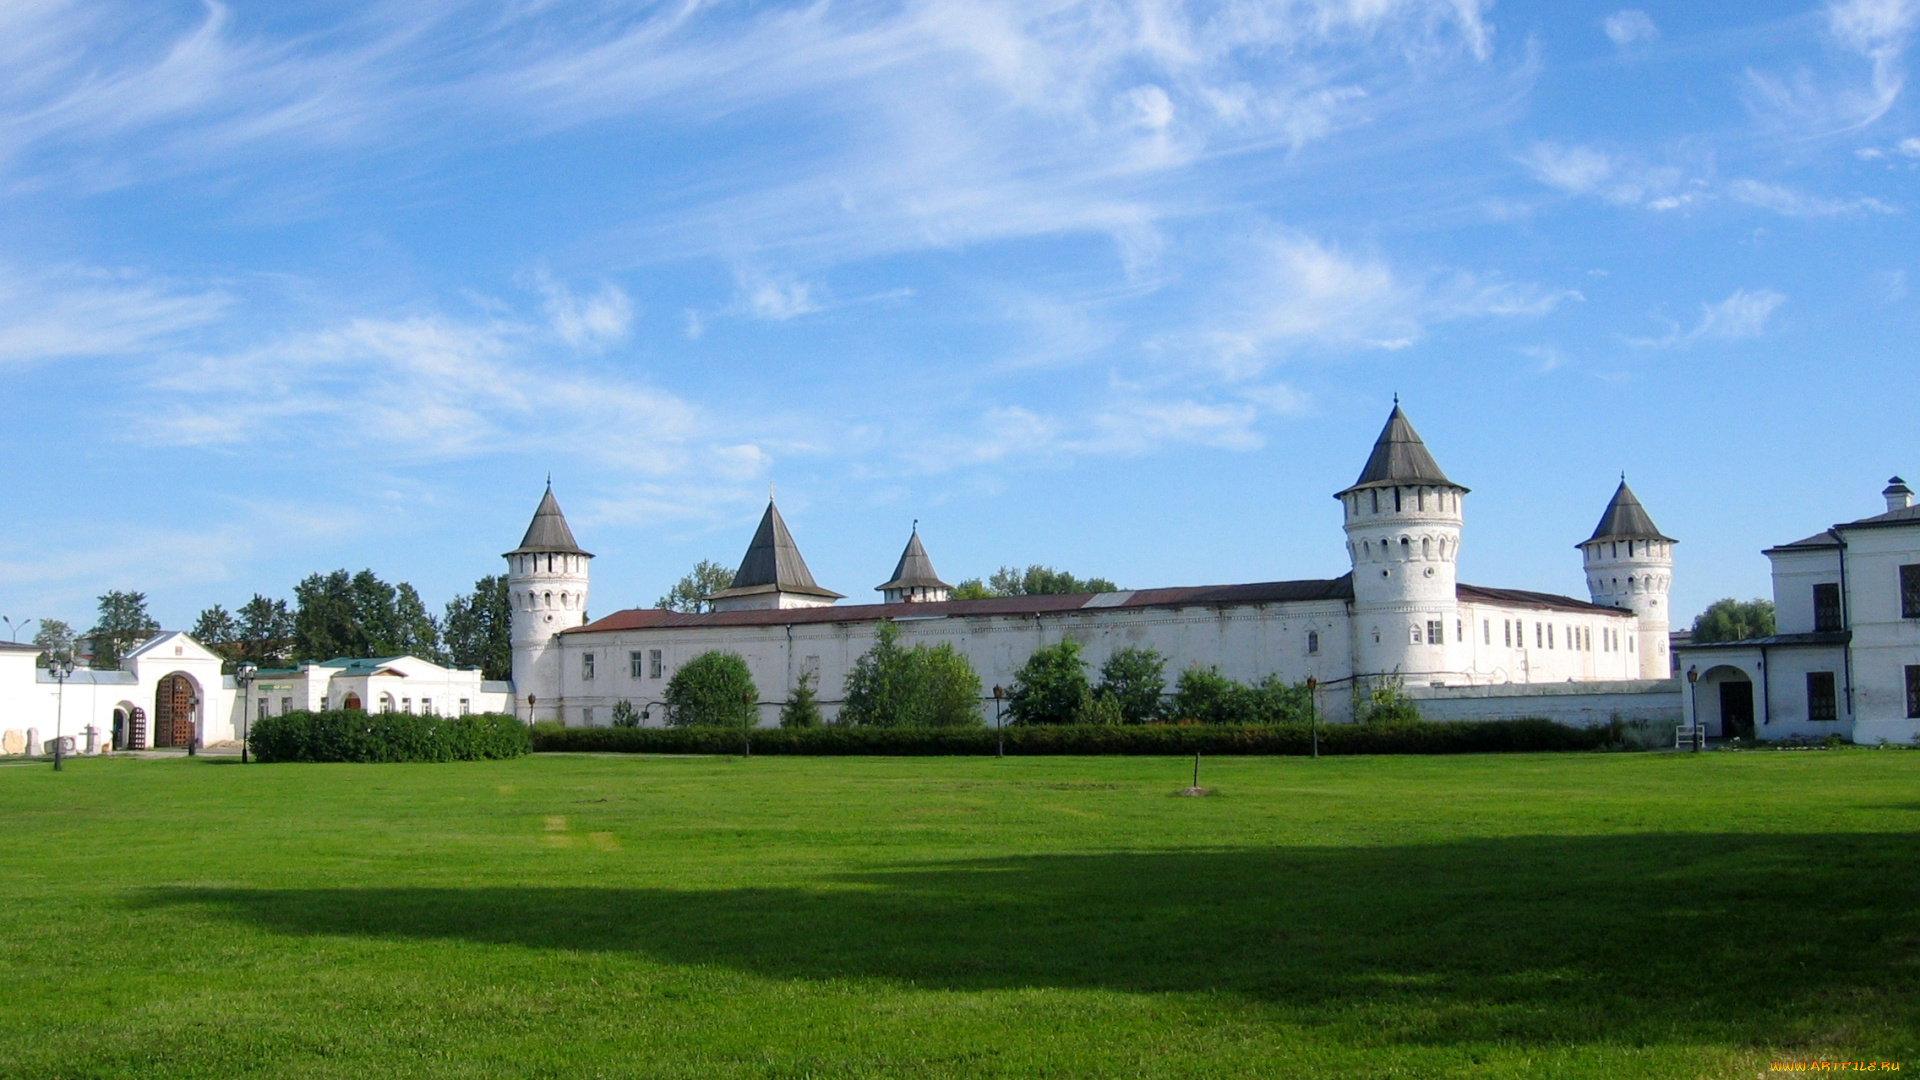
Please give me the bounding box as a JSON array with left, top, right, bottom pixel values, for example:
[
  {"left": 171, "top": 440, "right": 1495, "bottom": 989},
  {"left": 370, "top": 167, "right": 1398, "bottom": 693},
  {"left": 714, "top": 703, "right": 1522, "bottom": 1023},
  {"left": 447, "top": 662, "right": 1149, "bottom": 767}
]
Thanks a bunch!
[
  {"left": 1675, "top": 477, "right": 1920, "bottom": 745},
  {"left": 514, "top": 404, "right": 1683, "bottom": 728},
  {"left": 0, "top": 631, "right": 511, "bottom": 757}
]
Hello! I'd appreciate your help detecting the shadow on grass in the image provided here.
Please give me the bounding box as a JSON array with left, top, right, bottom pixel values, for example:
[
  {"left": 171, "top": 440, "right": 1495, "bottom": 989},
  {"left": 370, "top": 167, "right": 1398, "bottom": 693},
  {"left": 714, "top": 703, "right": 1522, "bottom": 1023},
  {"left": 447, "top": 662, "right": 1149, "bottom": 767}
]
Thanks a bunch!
[{"left": 152, "top": 832, "right": 1920, "bottom": 1050}]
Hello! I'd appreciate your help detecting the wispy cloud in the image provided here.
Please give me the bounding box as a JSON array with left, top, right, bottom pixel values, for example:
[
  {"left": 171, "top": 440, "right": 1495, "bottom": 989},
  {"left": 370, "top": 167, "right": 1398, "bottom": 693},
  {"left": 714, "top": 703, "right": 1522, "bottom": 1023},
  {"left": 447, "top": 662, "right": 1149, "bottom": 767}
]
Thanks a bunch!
[
  {"left": 1726, "top": 178, "right": 1897, "bottom": 216},
  {"left": 0, "top": 264, "right": 228, "bottom": 365},
  {"left": 527, "top": 270, "right": 633, "bottom": 349},
  {"left": 1631, "top": 289, "right": 1787, "bottom": 347},
  {"left": 1743, "top": 0, "right": 1918, "bottom": 135},
  {"left": 1603, "top": 10, "right": 1659, "bottom": 48}
]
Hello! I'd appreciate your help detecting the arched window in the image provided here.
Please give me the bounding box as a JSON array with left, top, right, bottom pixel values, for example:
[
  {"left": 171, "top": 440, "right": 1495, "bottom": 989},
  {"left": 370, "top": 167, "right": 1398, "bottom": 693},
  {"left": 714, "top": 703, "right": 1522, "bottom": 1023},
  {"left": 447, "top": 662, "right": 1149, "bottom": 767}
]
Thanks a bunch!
[
  {"left": 1400, "top": 536, "right": 1411, "bottom": 557},
  {"left": 1422, "top": 537, "right": 1432, "bottom": 559},
  {"left": 544, "top": 591, "right": 552, "bottom": 608},
  {"left": 1371, "top": 627, "right": 1381, "bottom": 644},
  {"left": 1409, "top": 624, "right": 1423, "bottom": 644},
  {"left": 1306, "top": 631, "right": 1320, "bottom": 655}
]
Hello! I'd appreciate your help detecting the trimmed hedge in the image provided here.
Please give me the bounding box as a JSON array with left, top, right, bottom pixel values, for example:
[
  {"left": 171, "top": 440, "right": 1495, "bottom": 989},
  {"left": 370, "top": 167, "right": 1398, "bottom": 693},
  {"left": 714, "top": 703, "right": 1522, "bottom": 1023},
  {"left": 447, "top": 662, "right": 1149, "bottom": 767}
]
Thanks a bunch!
[
  {"left": 532, "top": 718, "right": 1610, "bottom": 756},
  {"left": 250, "top": 710, "right": 531, "bottom": 763}
]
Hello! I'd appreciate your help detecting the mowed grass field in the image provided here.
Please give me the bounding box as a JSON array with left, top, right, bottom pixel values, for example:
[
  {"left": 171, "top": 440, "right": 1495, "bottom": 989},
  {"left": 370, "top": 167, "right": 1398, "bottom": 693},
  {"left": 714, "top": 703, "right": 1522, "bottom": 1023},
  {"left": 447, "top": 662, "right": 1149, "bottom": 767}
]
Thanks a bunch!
[{"left": 2, "top": 751, "right": 1918, "bottom": 1079}]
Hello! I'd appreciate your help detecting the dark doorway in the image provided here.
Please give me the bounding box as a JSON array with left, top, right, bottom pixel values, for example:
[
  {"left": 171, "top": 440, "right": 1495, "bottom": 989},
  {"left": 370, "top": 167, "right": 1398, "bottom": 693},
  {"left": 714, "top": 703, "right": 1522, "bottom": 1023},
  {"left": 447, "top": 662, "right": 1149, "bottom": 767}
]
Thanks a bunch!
[
  {"left": 342, "top": 693, "right": 363, "bottom": 712},
  {"left": 112, "top": 709, "right": 127, "bottom": 751},
  {"left": 1719, "top": 681, "right": 1755, "bottom": 740},
  {"left": 154, "top": 675, "right": 197, "bottom": 748}
]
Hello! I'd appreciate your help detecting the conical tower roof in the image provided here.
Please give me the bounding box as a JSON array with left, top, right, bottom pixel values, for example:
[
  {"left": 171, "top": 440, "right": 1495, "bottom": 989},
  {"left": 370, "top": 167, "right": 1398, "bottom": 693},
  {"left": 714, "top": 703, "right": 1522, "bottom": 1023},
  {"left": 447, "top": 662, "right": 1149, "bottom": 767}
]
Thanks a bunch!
[
  {"left": 1337, "top": 403, "right": 1465, "bottom": 496},
  {"left": 505, "top": 484, "right": 591, "bottom": 556},
  {"left": 711, "top": 500, "right": 843, "bottom": 600},
  {"left": 1585, "top": 480, "right": 1674, "bottom": 544},
  {"left": 876, "top": 527, "right": 951, "bottom": 593}
]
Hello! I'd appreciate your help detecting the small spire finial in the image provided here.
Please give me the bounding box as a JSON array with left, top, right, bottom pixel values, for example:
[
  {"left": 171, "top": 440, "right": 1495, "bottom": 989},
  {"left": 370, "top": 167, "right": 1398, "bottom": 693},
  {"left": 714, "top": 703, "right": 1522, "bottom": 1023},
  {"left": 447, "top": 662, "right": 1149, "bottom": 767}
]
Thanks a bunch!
[
  {"left": 1621, "top": 470, "right": 1626, "bottom": 483},
  {"left": 912, "top": 518, "right": 919, "bottom": 533},
  {"left": 769, "top": 482, "right": 775, "bottom": 502},
  {"left": 1392, "top": 392, "right": 1399, "bottom": 406},
  {"left": 546, "top": 472, "right": 551, "bottom": 490}
]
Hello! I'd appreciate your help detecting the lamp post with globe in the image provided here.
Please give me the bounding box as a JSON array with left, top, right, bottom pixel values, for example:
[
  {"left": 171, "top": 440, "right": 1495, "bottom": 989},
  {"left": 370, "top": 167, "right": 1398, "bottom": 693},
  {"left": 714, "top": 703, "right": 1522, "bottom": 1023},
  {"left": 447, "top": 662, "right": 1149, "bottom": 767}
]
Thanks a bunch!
[
  {"left": 47, "top": 655, "right": 74, "bottom": 771},
  {"left": 235, "top": 661, "right": 258, "bottom": 763}
]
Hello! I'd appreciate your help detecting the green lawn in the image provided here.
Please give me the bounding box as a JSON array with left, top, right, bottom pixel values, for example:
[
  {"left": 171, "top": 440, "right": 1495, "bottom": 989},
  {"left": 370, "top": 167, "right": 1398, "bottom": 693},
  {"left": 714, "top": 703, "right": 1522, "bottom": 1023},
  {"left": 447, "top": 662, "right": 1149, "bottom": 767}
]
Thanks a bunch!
[{"left": 2, "top": 750, "right": 1917, "bottom": 1079}]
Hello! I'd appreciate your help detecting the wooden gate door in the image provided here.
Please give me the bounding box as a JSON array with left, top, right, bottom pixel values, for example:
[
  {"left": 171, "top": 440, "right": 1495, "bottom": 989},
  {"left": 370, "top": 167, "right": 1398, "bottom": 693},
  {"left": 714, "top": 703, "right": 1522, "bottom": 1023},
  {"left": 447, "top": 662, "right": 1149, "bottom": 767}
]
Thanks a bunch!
[{"left": 154, "top": 676, "right": 196, "bottom": 748}]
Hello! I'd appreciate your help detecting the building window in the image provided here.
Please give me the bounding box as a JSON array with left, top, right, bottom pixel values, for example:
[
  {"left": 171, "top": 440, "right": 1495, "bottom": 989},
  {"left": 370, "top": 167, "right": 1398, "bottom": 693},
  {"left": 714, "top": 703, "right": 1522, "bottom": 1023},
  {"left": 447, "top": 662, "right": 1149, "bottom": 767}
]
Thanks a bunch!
[
  {"left": 1807, "top": 672, "right": 1838, "bottom": 722},
  {"left": 1456, "top": 618, "right": 1463, "bottom": 642},
  {"left": 1814, "top": 582, "right": 1843, "bottom": 632},
  {"left": 1547, "top": 624, "right": 1555, "bottom": 650},
  {"left": 583, "top": 653, "right": 596, "bottom": 680},
  {"left": 582, "top": 706, "right": 595, "bottom": 726},
  {"left": 1426, "top": 620, "right": 1443, "bottom": 645},
  {"left": 1504, "top": 620, "right": 1512, "bottom": 647},
  {"left": 1908, "top": 665, "right": 1920, "bottom": 718},
  {"left": 280, "top": 696, "right": 292, "bottom": 714},
  {"left": 1483, "top": 619, "right": 1490, "bottom": 645},
  {"left": 459, "top": 698, "right": 471, "bottom": 715},
  {"left": 1901, "top": 565, "right": 1920, "bottom": 619},
  {"left": 630, "top": 651, "right": 644, "bottom": 678},
  {"left": 258, "top": 696, "right": 269, "bottom": 717},
  {"left": 1409, "top": 624, "right": 1422, "bottom": 644},
  {"left": 1306, "top": 631, "right": 1320, "bottom": 655},
  {"left": 423, "top": 698, "right": 434, "bottom": 715},
  {"left": 649, "top": 649, "right": 663, "bottom": 678}
]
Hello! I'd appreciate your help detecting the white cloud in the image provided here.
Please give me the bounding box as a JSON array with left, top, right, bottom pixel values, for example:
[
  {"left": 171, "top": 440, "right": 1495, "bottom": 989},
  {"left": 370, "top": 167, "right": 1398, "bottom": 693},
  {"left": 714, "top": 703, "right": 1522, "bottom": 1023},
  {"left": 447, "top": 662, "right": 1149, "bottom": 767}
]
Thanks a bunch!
[
  {"left": 1518, "top": 142, "right": 1698, "bottom": 209},
  {"left": 1743, "top": 0, "right": 1917, "bottom": 134},
  {"left": 1603, "top": 10, "right": 1659, "bottom": 47},
  {"left": 0, "top": 264, "right": 228, "bottom": 365},
  {"left": 1726, "top": 178, "right": 1897, "bottom": 216},
  {"left": 739, "top": 275, "right": 823, "bottom": 321},
  {"left": 527, "top": 271, "right": 633, "bottom": 349},
  {"left": 1632, "top": 289, "right": 1786, "bottom": 347}
]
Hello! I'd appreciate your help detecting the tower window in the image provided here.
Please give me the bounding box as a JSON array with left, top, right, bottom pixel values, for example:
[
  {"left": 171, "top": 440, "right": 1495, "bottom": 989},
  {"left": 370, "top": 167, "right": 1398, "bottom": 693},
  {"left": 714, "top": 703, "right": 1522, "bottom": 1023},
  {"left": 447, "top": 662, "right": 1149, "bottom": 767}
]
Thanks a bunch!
[
  {"left": 1418, "top": 488, "right": 1426, "bottom": 511},
  {"left": 1907, "top": 665, "right": 1920, "bottom": 718},
  {"left": 1410, "top": 624, "right": 1422, "bottom": 644},
  {"left": 1426, "top": 620, "right": 1443, "bottom": 645},
  {"left": 1394, "top": 488, "right": 1402, "bottom": 512},
  {"left": 1371, "top": 490, "right": 1379, "bottom": 513},
  {"left": 1401, "top": 537, "right": 1410, "bottom": 556},
  {"left": 1306, "top": 631, "right": 1320, "bottom": 655},
  {"left": 583, "top": 653, "right": 596, "bottom": 680},
  {"left": 1371, "top": 627, "right": 1381, "bottom": 644}
]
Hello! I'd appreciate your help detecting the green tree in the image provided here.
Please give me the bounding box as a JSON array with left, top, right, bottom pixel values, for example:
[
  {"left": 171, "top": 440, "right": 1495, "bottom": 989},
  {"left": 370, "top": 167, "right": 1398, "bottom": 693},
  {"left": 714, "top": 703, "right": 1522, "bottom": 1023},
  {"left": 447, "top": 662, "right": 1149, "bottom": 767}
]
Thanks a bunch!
[
  {"left": 1692, "top": 598, "right": 1776, "bottom": 644},
  {"left": 1075, "top": 691, "right": 1126, "bottom": 725},
  {"left": 88, "top": 590, "right": 160, "bottom": 670},
  {"left": 443, "top": 576, "right": 512, "bottom": 680},
  {"left": 393, "top": 583, "right": 444, "bottom": 661},
  {"left": 664, "top": 651, "right": 758, "bottom": 728},
  {"left": 236, "top": 595, "right": 294, "bottom": 666},
  {"left": 191, "top": 605, "right": 240, "bottom": 656},
  {"left": 954, "top": 565, "right": 1121, "bottom": 598},
  {"left": 1355, "top": 673, "right": 1421, "bottom": 724},
  {"left": 350, "top": 570, "right": 401, "bottom": 655},
  {"left": 1097, "top": 646, "right": 1166, "bottom": 723},
  {"left": 610, "top": 699, "right": 642, "bottom": 728},
  {"left": 656, "top": 560, "right": 736, "bottom": 613},
  {"left": 1170, "top": 665, "right": 1239, "bottom": 723},
  {"left": 1007, "top": 638, "right": 1090, "bottom": 724},
  {"left": 780, "top": 671, "right": 823, "bottom": 728},
  {"left": 840, "top": 623, "right": 984, "bottom": 728},
  {"left": 33, "top": 619, "right": 74, "bottom": 666},
  {"left": 293, "top": 570, "right": 358, "bottom": 660}
]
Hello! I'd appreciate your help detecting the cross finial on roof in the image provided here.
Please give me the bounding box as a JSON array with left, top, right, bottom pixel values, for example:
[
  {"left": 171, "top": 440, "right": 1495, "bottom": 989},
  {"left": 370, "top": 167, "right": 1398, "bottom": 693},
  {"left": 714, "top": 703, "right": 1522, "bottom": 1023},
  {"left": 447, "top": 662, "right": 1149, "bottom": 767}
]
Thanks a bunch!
[
  {"left": 545, "top": 472, "right": 551, "bottom": 489},
  {"left": 912, "top": 518, "right": 918, "bottom": 532},
  {"left": 1392, "top": 392, "right": 1399, "bottom": 406}
]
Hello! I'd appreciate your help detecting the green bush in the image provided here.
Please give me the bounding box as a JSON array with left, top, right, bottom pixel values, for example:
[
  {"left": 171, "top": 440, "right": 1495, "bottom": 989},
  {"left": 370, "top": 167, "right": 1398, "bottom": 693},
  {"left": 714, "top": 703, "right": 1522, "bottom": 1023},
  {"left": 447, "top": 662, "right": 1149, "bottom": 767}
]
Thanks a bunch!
[
  {"left": 780, "top": 672, "right": 823, "bottom": 729},
  {"left": 531, "top": 718, "right": 1611, "bottom": 756},
  {"left": 1097, "top": 647, "right": 1166, "bottom": 723},
  {"left": 665, "top": 651, "right": 758, "bottom": 728},
  {"left": 839, "top": 623, "right": 983, "bottom": 727},
  {"left": 1008, "top": 638, "right": 1090, "bottom": 725},
  {"left": 610, "top": 700, "right": 642, "bottom": 728},
  {"left": 1356, "top": 674, "right": 1422, "bottom": 724},
  {"left": 249, "top": 710, "right": 530, "bottom": 763},
  {"left": 1168, "top": 667, "right": 1312, "bottom": 724}
]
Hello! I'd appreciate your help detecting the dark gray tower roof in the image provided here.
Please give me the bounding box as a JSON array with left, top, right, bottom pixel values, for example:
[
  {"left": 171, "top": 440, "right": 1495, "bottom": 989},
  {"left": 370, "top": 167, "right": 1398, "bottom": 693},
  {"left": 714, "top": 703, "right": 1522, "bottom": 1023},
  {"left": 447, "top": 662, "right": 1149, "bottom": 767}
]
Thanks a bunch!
[
  {"left": 1336, "top": 404, "right": 1465, "bottom": 497},
  {"left": 505, "top": 485, "right": 591, "bottom": 557},
  {"left": 876, "top": 528, "right": 951, "bottom": 593},
  {"left": 1585, "top": 480, "right": 1674, "bottom": 544},
  {"left": 710, "top": 500, "right": 844, "bottom": 600}
]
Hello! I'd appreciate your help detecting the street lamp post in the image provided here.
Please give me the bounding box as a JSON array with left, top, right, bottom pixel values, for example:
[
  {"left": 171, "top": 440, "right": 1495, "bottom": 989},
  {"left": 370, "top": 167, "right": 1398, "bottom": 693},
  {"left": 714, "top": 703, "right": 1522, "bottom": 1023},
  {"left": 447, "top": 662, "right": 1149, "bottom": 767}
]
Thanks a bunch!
[
  {"left": 186, "top": 693, "right": 200, "bottom": 756},
  {"left": 992, "top": 685, "right": 1006, "bottom": 758},
  {"left": 1307, "top": 676, "right": 1319, "bottom": 759},
  {"left": 47, "top": 655, "right": 74, "bottom": 771},
  {"left": 236, "top": 662, "right": 258, "bottom": 764},
  {"left": 1686, "top": 665, "right": 1700, "bottom": 752},
  {"left": 3, "top": 616, "right": 34, "bottom": 642},
  {"left": 741, "top": 690, "right": 754, "bottom": 758}
]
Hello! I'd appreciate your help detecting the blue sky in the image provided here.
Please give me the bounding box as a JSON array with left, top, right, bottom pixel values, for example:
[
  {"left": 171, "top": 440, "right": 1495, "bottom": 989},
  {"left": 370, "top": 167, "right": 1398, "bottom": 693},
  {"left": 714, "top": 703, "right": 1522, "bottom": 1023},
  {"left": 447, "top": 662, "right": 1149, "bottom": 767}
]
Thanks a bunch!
[{"left": 2, "top": 0, "right": 1915, "bottom": 636}]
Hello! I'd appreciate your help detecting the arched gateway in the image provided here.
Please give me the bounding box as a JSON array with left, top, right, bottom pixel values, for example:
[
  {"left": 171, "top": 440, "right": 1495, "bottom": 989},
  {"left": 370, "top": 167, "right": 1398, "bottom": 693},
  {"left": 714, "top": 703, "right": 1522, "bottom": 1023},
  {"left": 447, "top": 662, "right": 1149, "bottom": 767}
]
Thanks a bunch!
[{"left": 153, "top": 673, "right": 199, "bottom": 749}]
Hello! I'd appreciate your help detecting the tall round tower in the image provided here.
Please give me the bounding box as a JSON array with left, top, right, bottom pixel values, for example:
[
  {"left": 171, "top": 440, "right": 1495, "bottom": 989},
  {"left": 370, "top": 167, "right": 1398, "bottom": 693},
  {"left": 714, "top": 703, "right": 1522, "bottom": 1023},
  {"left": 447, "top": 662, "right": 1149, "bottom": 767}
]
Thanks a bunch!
[
  {"left": 505, "top": 483, "right": 592, "bottom": 722},
  {"left": 1579, "top": 479, "right": 1674, "bottom": 680},
  {"left": 1336, "top": 403, "right": 1470, "bottom": 685}
]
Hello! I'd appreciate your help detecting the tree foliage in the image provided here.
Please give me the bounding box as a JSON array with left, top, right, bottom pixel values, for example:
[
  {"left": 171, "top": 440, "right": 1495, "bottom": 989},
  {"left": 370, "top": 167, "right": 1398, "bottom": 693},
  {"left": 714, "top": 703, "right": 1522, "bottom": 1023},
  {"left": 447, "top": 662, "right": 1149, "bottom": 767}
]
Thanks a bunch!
[
  {"left": 1008, "top": 638, "right": 1090, "bottom": 725},
  {"left": 1355, "top": 673, "right": 1421, "bottom": 724},
  {"left": 1170, "top": 666, "right": 1314, "bottom": 724},
  {"left": 664, "top": 651, "right": 759, "bottom": 728},
  {"left": 88, "top": 591, "right": 160, "bottom": 670},
  {"left": 1691, "top": 598, "right": 1776, "bottom": 644},
  {"left": 33, "top": 619, "right": 74, "bottom": 666},
  {"left": 780, "top": 671, "right": 823, "bottom": 729},
  {"left": 610, "top": 699, "right": 642, "bottom": 728},
  {"left": 194, "top": 595, "right": 296, "bottom": 667},
  {"left": 443, "top": 575, "right": 512, "bottom": 680},
  {"left": 292, "top": 569, "right": 444, "bottom": 662},
  {"left": 1096, "top": 646, "right": 1166, "bottom": 723},
  {"left": 656, "top": 560, "right": 737, "bottom": 613},
  {"left": 839, "top": 623, "right": 983, "bottom": 727},
  {"left": 952, "top": 565, "right": 1120, "bottom": 598}
]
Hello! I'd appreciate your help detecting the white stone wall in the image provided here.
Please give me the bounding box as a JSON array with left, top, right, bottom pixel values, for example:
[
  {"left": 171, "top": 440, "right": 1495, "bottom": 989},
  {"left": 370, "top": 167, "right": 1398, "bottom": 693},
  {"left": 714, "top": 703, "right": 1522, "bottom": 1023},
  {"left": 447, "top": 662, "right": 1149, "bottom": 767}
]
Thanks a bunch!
[
  {"left": 1407, "top": 679, "right": 1682, "bottom": 726},
  {"left": 1834, "top": 524, "right": 1920, "bottom": 742},
  {"left": 1454, "top": 602, "right": 1642, "bottom": 685}
]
